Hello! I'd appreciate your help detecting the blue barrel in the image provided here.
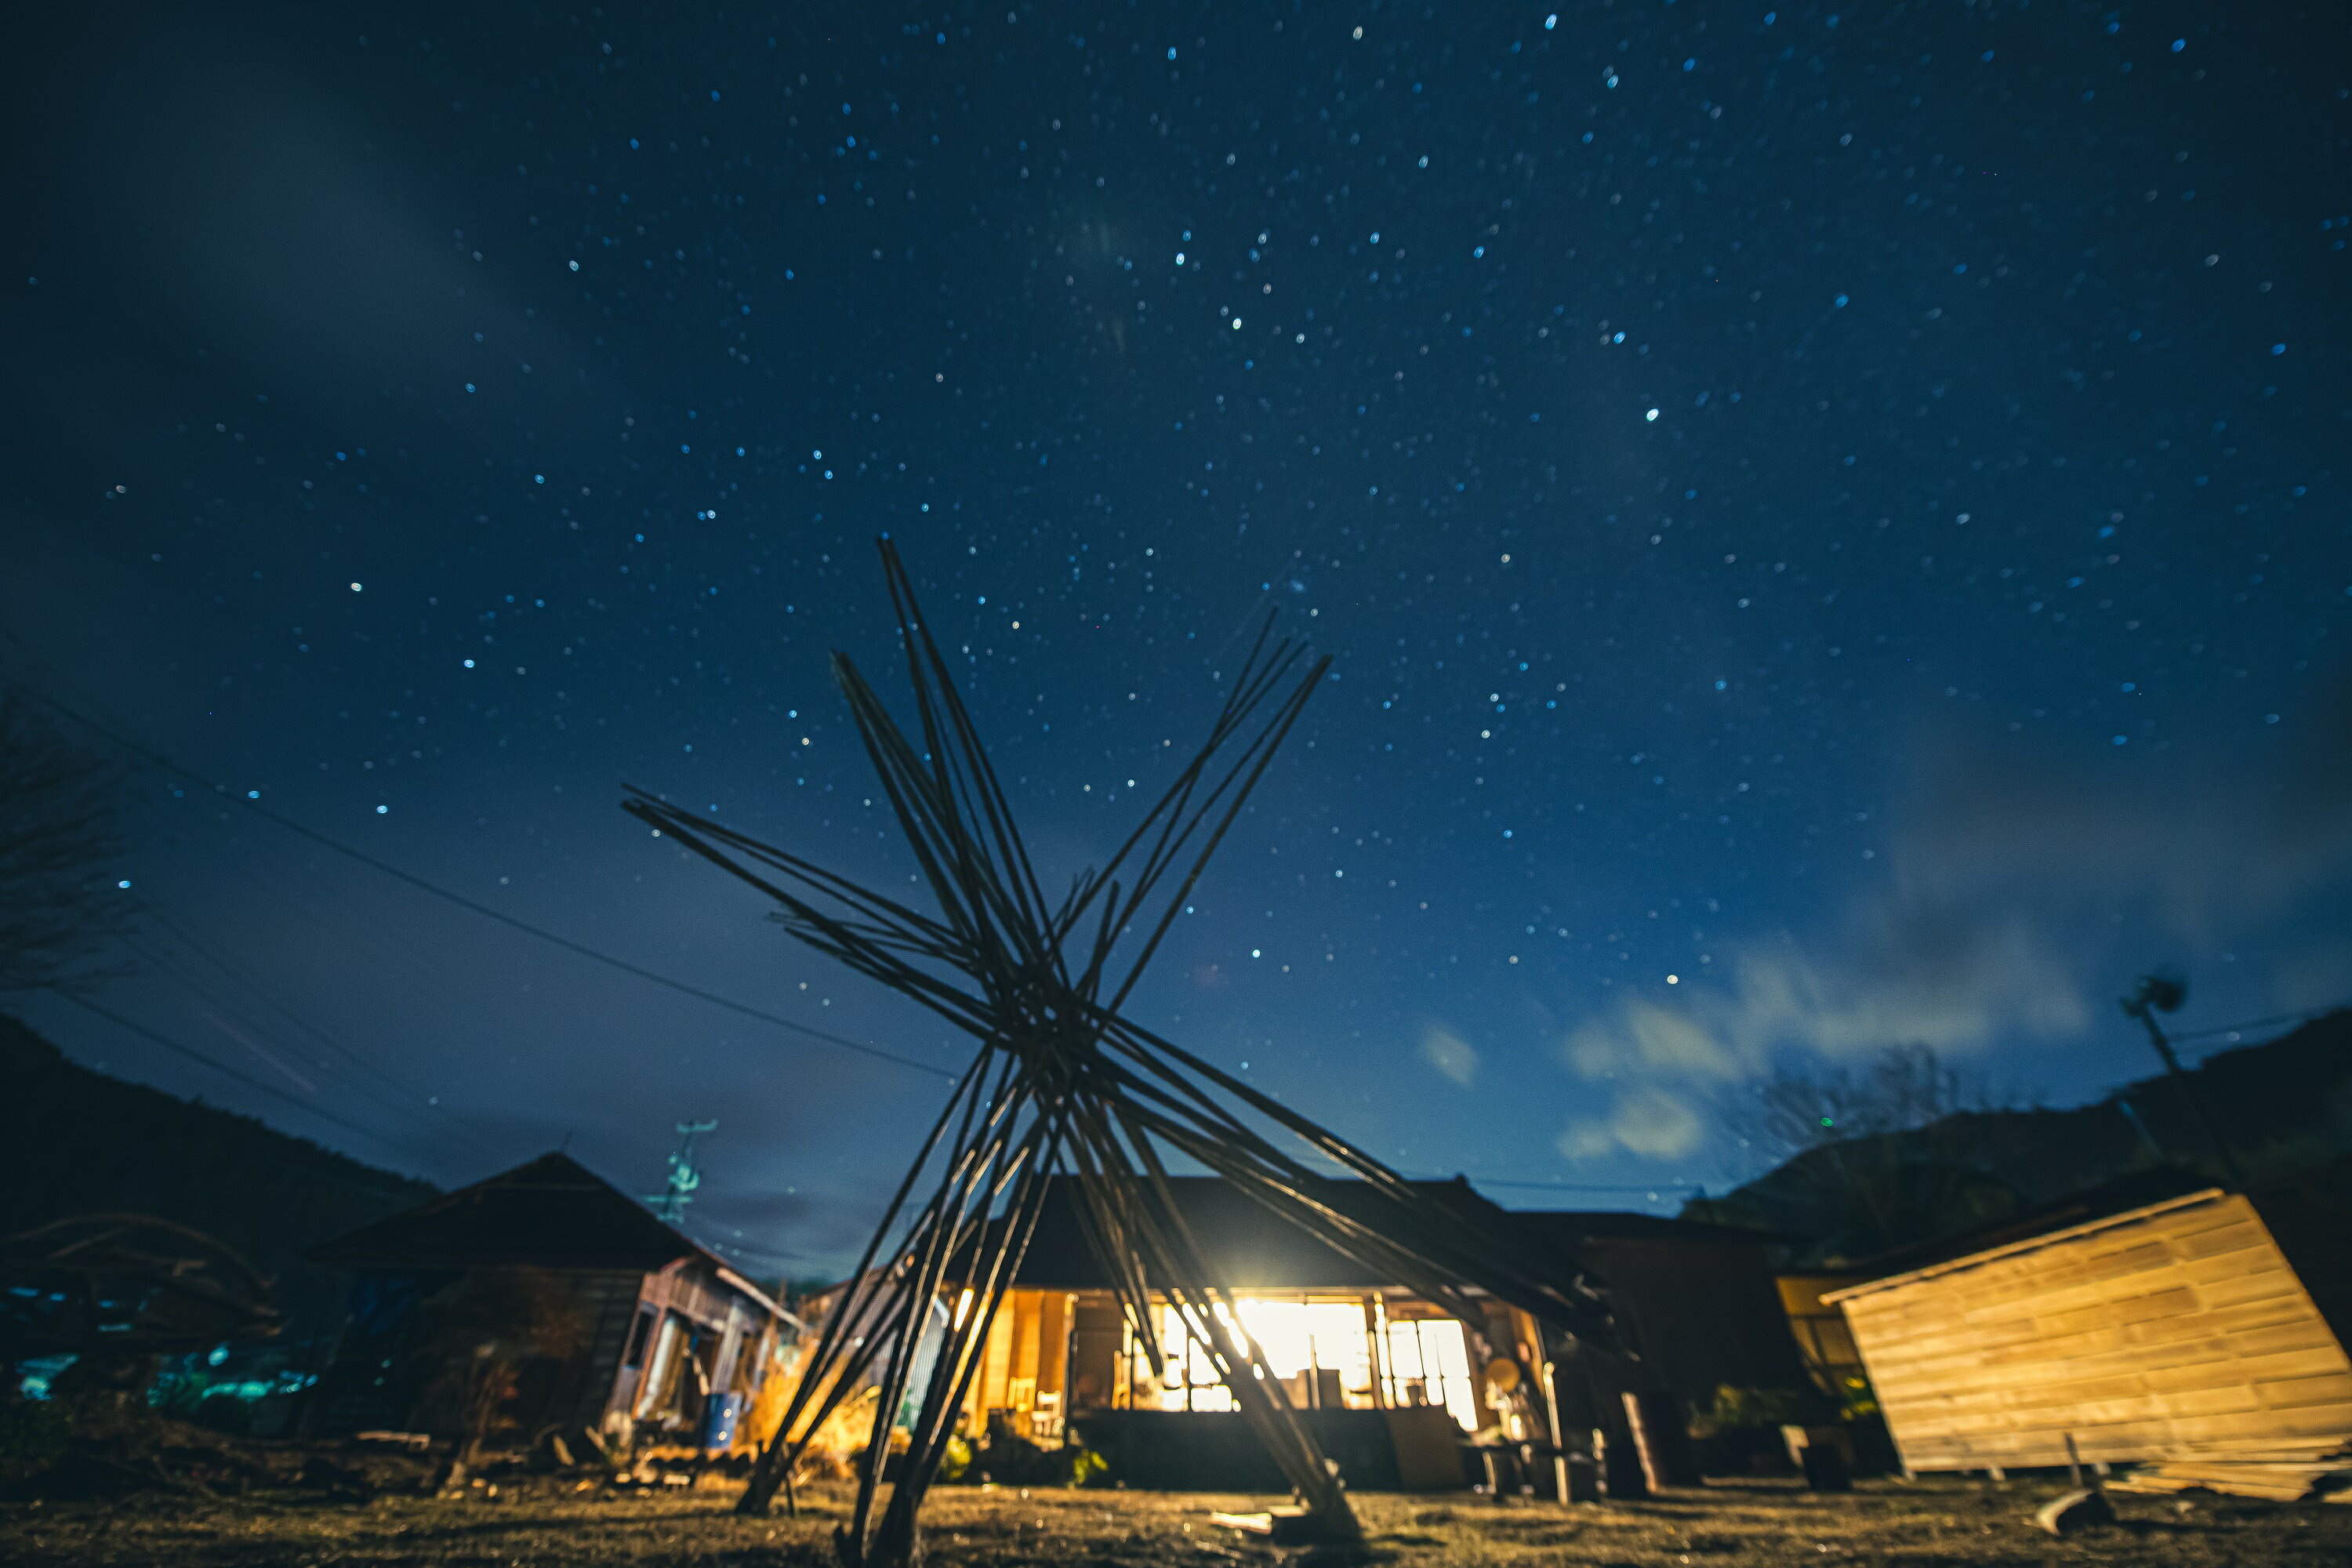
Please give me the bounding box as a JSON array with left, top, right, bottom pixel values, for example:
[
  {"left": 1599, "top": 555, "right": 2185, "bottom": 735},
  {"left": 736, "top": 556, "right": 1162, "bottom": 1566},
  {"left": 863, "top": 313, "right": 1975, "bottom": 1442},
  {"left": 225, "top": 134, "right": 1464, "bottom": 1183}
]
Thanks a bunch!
[{"left": 704, "top": 1392, "right": 745, "bottom": 1451}]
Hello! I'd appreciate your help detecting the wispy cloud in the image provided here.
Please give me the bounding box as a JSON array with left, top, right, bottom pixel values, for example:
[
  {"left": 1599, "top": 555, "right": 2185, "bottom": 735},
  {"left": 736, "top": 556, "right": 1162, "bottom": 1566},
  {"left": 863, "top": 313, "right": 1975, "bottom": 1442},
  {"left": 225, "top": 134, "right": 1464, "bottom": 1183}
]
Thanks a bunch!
[
  {"left": 1558, "top": 1084, "right": 1708, "bottom": 1161},
  {"left": 1566, "top": 996, "right": 1751, "bottom": 1082},
  {"left": 1420, "top": 1025, "right": 1479, "bottom": 1087},
  {"left": 1891, "top": 679, "right": 2352, "bottom": 948},
  {"left": 1554, "top": 679, "right": 2352, "bottom": 1163}
]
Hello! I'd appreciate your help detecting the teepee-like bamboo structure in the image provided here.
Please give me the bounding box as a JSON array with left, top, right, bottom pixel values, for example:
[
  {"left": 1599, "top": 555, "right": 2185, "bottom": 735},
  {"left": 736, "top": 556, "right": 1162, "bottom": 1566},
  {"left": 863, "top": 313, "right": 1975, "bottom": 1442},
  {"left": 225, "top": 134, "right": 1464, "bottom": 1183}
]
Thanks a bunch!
[{"left": 624, "top": 541, "right": 1615, "bottom": 1566}]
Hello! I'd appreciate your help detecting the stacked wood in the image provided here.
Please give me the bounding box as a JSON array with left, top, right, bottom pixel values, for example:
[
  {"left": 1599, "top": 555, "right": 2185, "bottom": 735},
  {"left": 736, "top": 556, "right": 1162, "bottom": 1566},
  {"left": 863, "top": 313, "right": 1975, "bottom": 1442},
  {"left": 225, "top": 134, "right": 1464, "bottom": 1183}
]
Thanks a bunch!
[
  {"left": 2107, "top": 1436, "right": 2352, "bottom": 1502},
  {"left": 1824, "top": 1190, "right": 2352, "bottom": 1475}
]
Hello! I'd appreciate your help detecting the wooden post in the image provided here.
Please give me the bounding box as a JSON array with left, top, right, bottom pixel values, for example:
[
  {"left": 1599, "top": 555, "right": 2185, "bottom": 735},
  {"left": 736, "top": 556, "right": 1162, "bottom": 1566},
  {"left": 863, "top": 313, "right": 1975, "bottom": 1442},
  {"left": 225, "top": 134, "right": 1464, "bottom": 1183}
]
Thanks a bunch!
[
  {"left": 1517, "top": 1310, "right": 1571, "bottom": 1504},
  {"left": 1623, "top": 1392, "right": 1667, "bottom": 1493}
]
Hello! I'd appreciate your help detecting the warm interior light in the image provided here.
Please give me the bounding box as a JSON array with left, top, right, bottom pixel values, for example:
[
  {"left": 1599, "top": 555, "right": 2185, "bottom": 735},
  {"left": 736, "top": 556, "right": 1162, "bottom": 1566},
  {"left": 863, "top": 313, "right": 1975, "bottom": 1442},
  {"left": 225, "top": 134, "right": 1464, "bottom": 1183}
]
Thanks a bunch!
[{"left": 1133, "top": 1298, "right": 1479, "bottom": 1431}]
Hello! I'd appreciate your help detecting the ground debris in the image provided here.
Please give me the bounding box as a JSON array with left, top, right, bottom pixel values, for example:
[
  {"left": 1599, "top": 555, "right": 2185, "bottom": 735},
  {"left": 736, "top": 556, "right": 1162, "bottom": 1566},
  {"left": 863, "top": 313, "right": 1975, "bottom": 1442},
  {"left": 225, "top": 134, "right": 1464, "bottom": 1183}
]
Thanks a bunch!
[
  {"left": 2, "top": 1475, "right": 2349, "bottom": 1566},
  {"left": 2033, "top": 1487, "right": 2117, "bottom": 1535},
  {"left": 2105, "top": 1438, "right": 2352, "bottom": 1504},
  {"left": 0, "top": 1404, "right": 293, "bottom": 1503}
]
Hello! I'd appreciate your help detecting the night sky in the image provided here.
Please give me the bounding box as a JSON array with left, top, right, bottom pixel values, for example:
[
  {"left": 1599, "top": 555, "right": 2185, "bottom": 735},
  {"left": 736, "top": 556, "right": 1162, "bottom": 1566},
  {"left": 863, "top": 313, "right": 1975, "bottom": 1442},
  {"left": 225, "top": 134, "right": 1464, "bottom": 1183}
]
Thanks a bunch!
[{"left": 5, "top": 1, "right": 2348, "bottom": 1276}]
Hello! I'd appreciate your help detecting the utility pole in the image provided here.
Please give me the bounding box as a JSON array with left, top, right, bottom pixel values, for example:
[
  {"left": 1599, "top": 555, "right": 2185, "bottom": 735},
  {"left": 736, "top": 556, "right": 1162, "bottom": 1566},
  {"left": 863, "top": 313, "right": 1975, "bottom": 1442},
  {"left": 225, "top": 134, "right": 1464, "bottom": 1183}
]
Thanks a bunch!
[
  {"left": 2118, "top": 973, "right": 2244, "bottom": 1185},
  {"left": 649, "top": 1119, "right": 718, "bottom": 1222}
]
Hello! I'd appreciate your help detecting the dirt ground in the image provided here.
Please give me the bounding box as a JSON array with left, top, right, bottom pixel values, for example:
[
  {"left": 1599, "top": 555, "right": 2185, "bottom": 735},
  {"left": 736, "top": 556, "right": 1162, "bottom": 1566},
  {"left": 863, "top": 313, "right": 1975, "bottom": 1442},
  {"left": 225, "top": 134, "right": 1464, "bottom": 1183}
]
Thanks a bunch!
[{"left": 3, "top": 1472, "right": 2348, "bottom": 1567}]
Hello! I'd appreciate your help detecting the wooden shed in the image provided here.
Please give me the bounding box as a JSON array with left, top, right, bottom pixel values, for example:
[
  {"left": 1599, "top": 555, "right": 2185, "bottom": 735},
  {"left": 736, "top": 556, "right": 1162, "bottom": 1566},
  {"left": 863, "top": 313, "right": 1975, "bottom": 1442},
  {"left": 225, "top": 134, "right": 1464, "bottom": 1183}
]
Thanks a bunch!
[
  {"left": 309, "top": 1152, "right": 797, "bottom": 1454},
  {"left": 1823, "top": 1185, "right": 2352, "bottom": 1473}
]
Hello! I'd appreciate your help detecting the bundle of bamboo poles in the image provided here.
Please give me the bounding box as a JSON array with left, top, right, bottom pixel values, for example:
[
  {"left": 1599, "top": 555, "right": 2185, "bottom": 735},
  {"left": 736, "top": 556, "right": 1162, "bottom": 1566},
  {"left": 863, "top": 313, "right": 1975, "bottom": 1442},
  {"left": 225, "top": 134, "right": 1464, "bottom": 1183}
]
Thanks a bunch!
[{"left": 624, "top": 540, "right": 1618, "bottom": 1566}]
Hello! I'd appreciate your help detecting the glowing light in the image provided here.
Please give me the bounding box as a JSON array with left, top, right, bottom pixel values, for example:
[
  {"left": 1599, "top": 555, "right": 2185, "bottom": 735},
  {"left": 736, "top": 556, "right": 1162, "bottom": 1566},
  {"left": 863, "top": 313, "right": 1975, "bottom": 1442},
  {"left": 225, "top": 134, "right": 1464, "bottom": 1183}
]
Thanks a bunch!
[{"left": 1135, "top": 1299, "right": 1478, "bottom": 1431}]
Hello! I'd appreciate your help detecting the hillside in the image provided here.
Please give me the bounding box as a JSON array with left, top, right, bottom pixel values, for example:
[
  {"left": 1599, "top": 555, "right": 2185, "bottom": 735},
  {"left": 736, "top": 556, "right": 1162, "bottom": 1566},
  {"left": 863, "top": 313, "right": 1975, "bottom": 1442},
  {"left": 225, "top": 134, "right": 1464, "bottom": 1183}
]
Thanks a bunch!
[
  {"left": 1689, "top": 1010, "right": 2352, "bottom": 1264},
  {"left": 0, "top": 1012, "right": 438, "bottom": 1353}
]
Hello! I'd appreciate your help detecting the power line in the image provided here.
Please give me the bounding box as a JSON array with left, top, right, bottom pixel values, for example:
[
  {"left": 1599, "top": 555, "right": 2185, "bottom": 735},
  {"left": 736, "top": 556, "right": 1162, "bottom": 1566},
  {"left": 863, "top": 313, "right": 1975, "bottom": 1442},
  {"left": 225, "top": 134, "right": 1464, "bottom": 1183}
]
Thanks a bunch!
[
  {"left": 2169, "top": 1004, "right": 2345, "bottom": 1044},
  {"left": 4, "top": 677, "right": 955, "bottom": 1082},
  {"left": 1459, "top": 1177, "right": 1699, "bottom": 1196},
  {"left": 151, "top": 910, "right": 494, "bottom": 1144},
  {"left": 695, "top": 1233, "right": 810, "bottom": 1265},
  {"left": 1385, "top": 1166, "right": 1690, "bottom": 1195},
  {"left": 122, "top": 927, "right": 503, "bottom": 1163},
  {"left": 55, "top": 991, "right": 410, "bottom": 1153}
]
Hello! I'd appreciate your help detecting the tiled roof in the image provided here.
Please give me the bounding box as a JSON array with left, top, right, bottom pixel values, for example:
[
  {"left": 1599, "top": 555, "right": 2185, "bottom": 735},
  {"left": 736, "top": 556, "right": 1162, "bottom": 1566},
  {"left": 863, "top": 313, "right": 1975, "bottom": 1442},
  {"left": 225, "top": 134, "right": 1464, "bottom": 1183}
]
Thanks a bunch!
[{"left": 971, "top": 1174, "right": 1541, "bottom": 1292}]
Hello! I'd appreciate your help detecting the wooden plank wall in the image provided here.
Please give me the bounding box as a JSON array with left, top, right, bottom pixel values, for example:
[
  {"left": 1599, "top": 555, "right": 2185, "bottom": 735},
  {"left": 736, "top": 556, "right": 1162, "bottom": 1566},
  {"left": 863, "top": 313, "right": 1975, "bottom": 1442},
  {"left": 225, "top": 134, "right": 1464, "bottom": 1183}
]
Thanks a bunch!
[
  {"left": 1829, "top": 1192, "right": 2352, "bottom": 1471},
  {"left": 960, "top": 1289, "right": 1072, "bottom": 1436}
]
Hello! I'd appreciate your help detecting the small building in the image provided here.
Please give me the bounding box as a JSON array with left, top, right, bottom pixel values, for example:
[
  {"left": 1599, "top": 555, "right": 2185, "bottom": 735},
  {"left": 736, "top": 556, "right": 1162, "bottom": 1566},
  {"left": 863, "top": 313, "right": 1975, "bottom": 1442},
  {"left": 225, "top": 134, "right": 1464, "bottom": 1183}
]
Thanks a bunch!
[
  {"left": 308, "top": 1152, "right": 797, "bottom": 1453},
  {"left": 1512, "top": 1211, "right": 1815, "bottom": 1428},
  {"left": 1824, "top": 1166, "right": 2352, "bottom": 1475},
  {"left": 1776, "top": 1272, "right": 1872, "bottom": 1400}
]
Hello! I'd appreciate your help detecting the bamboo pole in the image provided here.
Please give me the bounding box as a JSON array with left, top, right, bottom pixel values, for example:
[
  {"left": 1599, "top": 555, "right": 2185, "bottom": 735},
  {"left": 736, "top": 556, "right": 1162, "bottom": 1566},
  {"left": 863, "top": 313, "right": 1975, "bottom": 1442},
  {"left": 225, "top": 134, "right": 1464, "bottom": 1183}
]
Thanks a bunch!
[{"left": 625, "top": 540, "right": 1623, "bottom": 1566}]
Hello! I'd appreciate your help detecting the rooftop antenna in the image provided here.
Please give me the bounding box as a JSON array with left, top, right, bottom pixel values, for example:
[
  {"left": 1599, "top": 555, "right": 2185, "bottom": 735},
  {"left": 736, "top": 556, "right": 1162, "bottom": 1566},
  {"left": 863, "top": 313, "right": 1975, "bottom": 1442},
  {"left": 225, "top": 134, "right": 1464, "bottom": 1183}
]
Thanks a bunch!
[
  {"left": 649, "top": 1119, "right": 717, "bottom": 1222},
  {"left": 2119, "top": 968, "right": 2244, "bottom": 1184}
]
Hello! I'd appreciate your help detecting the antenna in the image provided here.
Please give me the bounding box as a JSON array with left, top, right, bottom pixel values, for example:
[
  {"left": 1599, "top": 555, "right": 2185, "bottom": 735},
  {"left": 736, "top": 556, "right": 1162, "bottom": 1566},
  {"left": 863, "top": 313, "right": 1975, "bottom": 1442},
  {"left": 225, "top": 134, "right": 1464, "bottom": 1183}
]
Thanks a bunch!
[
  {"left": 2118, "top": 969, "right": 2243, "bottom": 1184},
  {"left": 649, "top": 1119, "right": 717, "bottom": 1222}
]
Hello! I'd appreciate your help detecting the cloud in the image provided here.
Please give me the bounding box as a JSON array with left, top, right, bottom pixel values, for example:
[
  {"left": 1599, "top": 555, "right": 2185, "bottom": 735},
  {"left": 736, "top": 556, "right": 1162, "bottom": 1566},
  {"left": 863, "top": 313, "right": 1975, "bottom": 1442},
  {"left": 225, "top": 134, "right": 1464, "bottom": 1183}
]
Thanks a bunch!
[
  {"left": 12, "top": 16, "right": 619, "bottom": 466},
  {"left": 1562, "top": 912, "right": 2092, "bottom": 1106},
  {"left": 1558, "top": 1085, "right": 1707, "bottom": 1162},
  {"left": 1890, "top": 680, "right": 2352, "bottom": 948},
  {"left": 1555, "top": 1120, "right": 1617, "bottom": 1161},
  {"left": 1419, "top": 1025, "right": 1479, "bottom": 1087},
  {"left": 2272, "top": 934, "right": 2352, "bottom": 1012},
  {"left": 1566, "top": 997, "right": 1751, "bottom": 1082},
  {"left": 1557, "top": 677, "right": 2352, "bottom": 1158}
]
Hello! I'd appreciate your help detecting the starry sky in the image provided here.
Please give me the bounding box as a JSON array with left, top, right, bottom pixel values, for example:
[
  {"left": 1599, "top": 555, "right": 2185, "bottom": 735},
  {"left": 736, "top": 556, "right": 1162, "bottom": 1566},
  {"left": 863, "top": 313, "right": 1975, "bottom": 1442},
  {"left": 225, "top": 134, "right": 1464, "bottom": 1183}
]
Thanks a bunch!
[{"left": 4, "top": 0, "right": 2348, "bottom": 1275}]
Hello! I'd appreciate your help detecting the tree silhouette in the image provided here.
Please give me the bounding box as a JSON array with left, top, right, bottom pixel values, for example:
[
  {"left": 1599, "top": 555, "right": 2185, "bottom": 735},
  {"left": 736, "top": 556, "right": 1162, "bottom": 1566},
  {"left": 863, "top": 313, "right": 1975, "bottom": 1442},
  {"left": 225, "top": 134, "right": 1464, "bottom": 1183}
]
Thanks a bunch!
[{"left": 0, "top": 691, "right": 134, "bottom": 993}]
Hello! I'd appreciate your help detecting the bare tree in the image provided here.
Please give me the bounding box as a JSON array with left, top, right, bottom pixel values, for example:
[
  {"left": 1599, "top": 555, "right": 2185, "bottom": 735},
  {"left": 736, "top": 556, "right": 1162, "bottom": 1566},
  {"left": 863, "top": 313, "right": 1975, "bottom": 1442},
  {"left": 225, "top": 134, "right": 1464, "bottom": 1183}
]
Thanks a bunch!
[
  {"left": 1747, "top": 1045, "right": 1984, "bottom": 1163},
  {"left": 1715, "top": 1044, "right": 2025, "bottom": 1258},
  {"left": 0, "top": 692, "right": 134, "bottom": 993}
]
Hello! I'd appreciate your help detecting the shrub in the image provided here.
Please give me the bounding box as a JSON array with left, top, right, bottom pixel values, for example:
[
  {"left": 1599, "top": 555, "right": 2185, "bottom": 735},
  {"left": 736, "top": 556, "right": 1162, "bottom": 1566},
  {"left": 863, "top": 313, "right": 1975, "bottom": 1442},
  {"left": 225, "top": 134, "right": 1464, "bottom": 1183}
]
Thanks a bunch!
[{"left": 0, "top": 1399, "right": 71, "bottom": 1484}]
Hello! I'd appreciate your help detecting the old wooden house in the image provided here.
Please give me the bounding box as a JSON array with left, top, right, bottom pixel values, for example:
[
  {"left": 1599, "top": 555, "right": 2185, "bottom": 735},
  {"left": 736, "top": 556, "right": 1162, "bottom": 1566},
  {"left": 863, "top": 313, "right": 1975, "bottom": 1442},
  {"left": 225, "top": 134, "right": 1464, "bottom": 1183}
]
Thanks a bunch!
[
  {"left": 831, "top": 1175, "right": 1807, "bottom": 1491},
  {"left": 309, "top": 1152, "right": 797, "bottom": 1453}
]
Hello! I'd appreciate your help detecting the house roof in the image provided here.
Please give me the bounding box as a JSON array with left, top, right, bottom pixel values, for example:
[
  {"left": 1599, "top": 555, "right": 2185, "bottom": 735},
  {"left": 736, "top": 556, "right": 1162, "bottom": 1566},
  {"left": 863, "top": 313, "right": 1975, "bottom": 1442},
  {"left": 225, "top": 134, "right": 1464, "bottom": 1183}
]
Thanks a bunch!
[
  {"left": 1834, "top": 1163, "right": 2219, "bottom": 1280},
  {"left": 1821, "top": 1185, "right": 2232, "bottom": 1305},
  {"left": 1511, "top": 1210, "right": 1798, "bottom": 1247},
  {"left": 1830, "top": 1152, "right": 2352, "bottom": 1287},
  {"left": 307, "top": 1151, "right": 731, "bottom": 1277},
  {"left": 972, "top": 1174, "right": 1555, "bottom": 1293}
]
